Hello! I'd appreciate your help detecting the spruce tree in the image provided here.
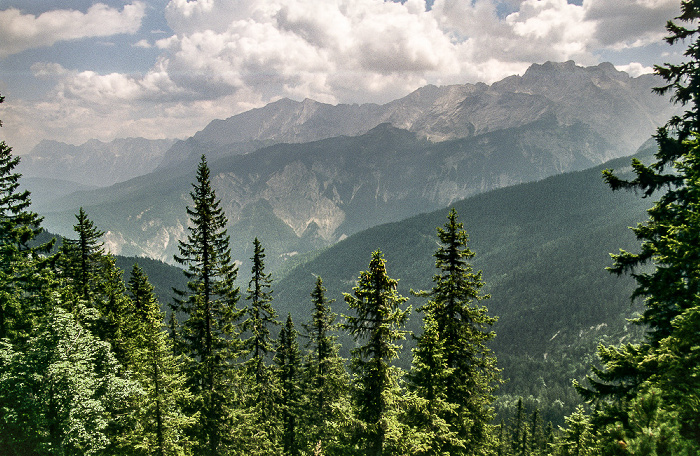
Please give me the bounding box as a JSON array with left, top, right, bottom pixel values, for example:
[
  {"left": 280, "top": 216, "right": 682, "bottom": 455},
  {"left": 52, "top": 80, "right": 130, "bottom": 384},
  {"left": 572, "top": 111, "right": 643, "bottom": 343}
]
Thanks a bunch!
[
  {"left": 576, "top": 1, "right": 700, "bottom": 449},
  {"left": 59, "top": 207, "right": 107, "bottom": 303},
  {"left": 344, "top": 250, "right": 410, "bottom": 456},
  {"left": 0, "top": 93, "right": 55, "bottom": 341},
  {"left": 242, "top": 237, "right": 278, "bottom": 381},
  {"left": 530, "top": 408, "right": 545, "bottom": 455},
  {"left": 96, "top": 255, "right": 133, "bottom": 367},
  {"left": 552, "top": 406, "right": 595, "bottom": 456},
  {"left": 405, "top": 311, "right": 461, "bottom": 455},
  {"left": 275, "top": 314, "right": 302, "bottom": 456},
  {"left": 236, "top": 237, "right": 280, "bottom": 454},
  {"left": 172, "top": 155, "right": 242, "bottom": 456},
  {"left": 411, "top": 208, "right": 500, "bottom": 455},
  {"left": 127, "top": 264, "right": 194, "bottom": 456},
  {"left": 301, "top": 276, "right": 350, "bottom": 454},
  {"left": 58, "top": 209, "right": 132, "bottom": 365},
  {"left": 512, "top": 398, "right": 525, "bottom": 456}
]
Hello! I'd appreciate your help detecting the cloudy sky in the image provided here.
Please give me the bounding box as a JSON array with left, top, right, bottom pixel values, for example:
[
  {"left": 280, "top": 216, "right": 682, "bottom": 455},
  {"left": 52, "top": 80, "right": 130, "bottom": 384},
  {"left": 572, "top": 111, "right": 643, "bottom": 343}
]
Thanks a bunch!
[{"left": 0, "top": 0, "right": 684, "bottom": 155}]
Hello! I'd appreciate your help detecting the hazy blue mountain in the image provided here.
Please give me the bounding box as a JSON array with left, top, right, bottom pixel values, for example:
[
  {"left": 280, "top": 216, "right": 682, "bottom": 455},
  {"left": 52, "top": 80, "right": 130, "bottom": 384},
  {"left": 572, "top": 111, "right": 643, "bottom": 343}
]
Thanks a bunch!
[
  {"left": 157, "top": 61, "right": 674, "bottom": 169},
  {"left": 23, "top": 177, "right": 97, "bottom": 209},
  {"left": 19, "top": 137, "right": 176, "bottom": 187},
  {"left": 272, "top": 147, "right": 652, "bottom": 350},
  {"left": 37, "top": 113, "right": 619, "bottom": 271}
]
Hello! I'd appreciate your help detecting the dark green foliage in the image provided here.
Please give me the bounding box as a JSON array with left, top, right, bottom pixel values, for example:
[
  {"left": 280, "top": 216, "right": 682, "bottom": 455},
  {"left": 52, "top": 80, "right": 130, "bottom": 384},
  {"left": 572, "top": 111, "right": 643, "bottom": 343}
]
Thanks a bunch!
[
  {"left": 300, "top": 277, "right": 350, "bottom": 454},
  {"left": 411, "top": 208, "right": 500, "bottom": 455},
  {"left": 115, "top": 255, "right": 188, "bottom": 306},
  {"left": 596, "top": 387, "right": 700, "bottom": 456},
  {"left": 242, "top": 237, "right": 278, "bottom": 381},
  {"left": 171, "top": 155, "right": 242, "bottom": 456},
  {"left": 405, "top": 311, "right": 461, "bottom": 455},
  {"left": 273, "top": 149, "right": 651, "bottom": 424},
  {"left": 344, "top": 250, "right": 410, "bottom": 456},
  {"left": 511, "top": 398, "right": 526, "bottom": 456},
  {"left": 529, "top": 408, "right": 546, "bottom": 455},
  {"left": 275, "top": 314, "right": 302, "bottom": 456},
  {"left": 552, "top": 406, "right": 595, "bottom": 456},
  {"left": 574, "top": 2, "right": 700, "bottom": 453},
  {"left": 0, "top": 95, "right": 55, "bottom": 341},
  {"left": 126, "top": 264, "right": 194, "bottom": 456},
  {"left": 58, "top": 210, "right": 133, "bottom": 368},
  {"left": 235, "top": 237, "right": 281, "bottom": 454},
  {"left": 496, "top": 399, "right": 554, "bottom": 456},
  {"left": 59, "top": 207, "right": 107, "bottom": 303}
]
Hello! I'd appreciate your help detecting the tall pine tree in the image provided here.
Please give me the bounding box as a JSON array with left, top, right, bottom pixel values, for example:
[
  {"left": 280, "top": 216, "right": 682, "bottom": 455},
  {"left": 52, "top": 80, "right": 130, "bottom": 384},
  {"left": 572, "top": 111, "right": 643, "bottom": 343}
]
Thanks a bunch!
[
  {"left": 172, "top": 155, "right": 242, "bottom": 456},
  {"left": 127, "top": 264, "right": 194, "bottom": 456},
  {"left": 275, "top": 314, "right": 302, "bottom": 456},
  {"left": 58, "top": 209, "right": 132, "bottom": 366},
  {"left": 235, "top": 237, "right": 281, "bottom": 455},
  {"left": 301, "top": 276, "right": 350, "bottom": 454},
  {"left": 344, "top": 250, "right": 410, "bottom": 456},
  {"left": 405, "top": 311, "right": 461, "bottom": 455},
  {"left": 0, "top": 92, "right": 55, "bottom": 341},
  {"left": 410, "top": 208, "right": 500, "bottom": 456},
  {"left": 59, "top": 207, "right": 106, "bottom": 304},
  {"left": 242, "top": 237, "right": 278, "bottom": 381}
]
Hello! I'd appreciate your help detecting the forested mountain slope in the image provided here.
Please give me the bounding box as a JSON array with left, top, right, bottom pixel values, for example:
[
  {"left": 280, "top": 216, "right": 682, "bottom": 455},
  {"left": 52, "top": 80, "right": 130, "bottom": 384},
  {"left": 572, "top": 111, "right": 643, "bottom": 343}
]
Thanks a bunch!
[{"left": 271, "top": 146, "right": 655, "bottom": 423}]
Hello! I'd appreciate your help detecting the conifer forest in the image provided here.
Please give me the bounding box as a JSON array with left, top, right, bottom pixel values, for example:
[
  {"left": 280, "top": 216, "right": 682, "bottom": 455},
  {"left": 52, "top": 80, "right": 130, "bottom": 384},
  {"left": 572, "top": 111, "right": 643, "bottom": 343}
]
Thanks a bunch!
[{"left": 2, "top": 1, "right": 700, "bottom": 455}]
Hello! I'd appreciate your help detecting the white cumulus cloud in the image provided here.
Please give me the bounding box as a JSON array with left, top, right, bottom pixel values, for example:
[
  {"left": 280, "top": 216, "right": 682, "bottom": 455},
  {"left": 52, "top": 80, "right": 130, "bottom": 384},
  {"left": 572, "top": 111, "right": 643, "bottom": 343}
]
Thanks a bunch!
[{"left": 0, "top": 2, "right": 147, "bottom": 58}]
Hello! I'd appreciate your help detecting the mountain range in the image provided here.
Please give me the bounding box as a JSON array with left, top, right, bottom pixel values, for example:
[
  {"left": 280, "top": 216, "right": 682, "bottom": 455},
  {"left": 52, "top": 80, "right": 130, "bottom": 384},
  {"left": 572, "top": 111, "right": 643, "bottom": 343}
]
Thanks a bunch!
[
  {"left": 17, "top": 61, "right": 671, "bottom": 423},
  {"left": 19, "top": 137, "right": 175, "bottom": 187},
  {"left": 157, "top": 61, "right": 672, "bottom": 170},
  {"left": 28, "top": 61, "right": 675, "bottom": 272}
]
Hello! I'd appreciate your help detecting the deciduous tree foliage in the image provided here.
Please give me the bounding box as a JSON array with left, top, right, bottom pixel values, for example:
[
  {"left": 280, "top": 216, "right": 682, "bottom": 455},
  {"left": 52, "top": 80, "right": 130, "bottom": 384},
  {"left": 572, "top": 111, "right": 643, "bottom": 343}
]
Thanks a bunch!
[
  {"left": 0, "top": 306, "right": 142, "bottom": 456},
  {"left": 172, "top": 155, "right": 242, "bottom": 456}
]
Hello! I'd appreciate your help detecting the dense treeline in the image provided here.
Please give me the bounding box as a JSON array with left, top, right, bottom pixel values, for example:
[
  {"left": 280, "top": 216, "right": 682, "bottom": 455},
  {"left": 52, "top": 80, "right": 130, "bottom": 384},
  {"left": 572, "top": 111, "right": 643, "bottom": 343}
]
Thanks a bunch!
[
  {"left": 2, "top": 2, "right": 700, "bottom": 454},
  {"left": 0, "top": 127, "right": 504, "bottom": 455}
]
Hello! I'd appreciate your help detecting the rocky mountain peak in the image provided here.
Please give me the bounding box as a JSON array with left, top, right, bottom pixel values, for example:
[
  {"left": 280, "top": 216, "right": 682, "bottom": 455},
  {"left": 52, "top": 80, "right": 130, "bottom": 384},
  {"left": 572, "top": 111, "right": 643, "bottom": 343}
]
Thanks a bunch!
[{"left": 155, "top": 61, "right": 675, "bottom": 172}]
